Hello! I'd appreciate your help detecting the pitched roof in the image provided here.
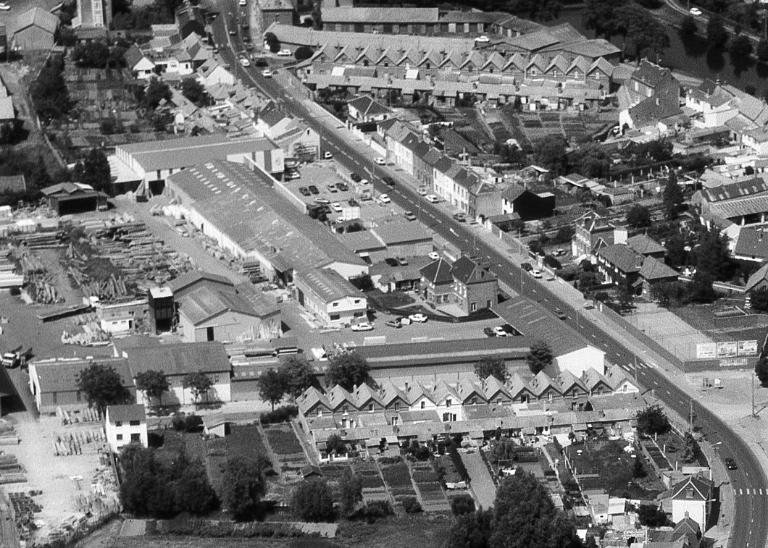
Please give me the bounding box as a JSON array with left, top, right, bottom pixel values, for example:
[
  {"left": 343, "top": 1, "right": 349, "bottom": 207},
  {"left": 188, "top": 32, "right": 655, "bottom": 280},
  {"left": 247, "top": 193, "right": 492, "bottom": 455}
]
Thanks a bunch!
[
  {"left": 321, "top": 7, "right": 439, "bottom": 24},
  {"left": 31, "top": 357, "right": 132, "bottom": 394},
  {"left": 107, "top": 404, "right": 146, "bottom": 423},
  {"left": 297, "top": 267, "right": 363, "bottom": 303},
  {"left": 670, "top": 475, "right": 711, "bottom": 501},
  {"left": 420, "top": 258, "right": 453, "bottom": 285},
  {"left": 10, "top": 7, "right": 59, "bottom": 35},
  {"left": 746, "top": 262, "right": 768, "bottom": 292},
  {"left": 597, "top": 244, "right": 643, "bottom": 273},
  {"left": 737, "top": 227, "right": 768, "bottom": 260},
  {"left": 627, "top": 234, "right": 665, "bottom": 256},
  {"left": 451, "top": 256, "right": 497, "bottom": 285},
  {"left": 371, "top": 220, "right": 432, "bottom": 246},
  {"left": 639, "top": 256, "right": 678, "bottom": 281},
  {"left": 632, "top": 59, "right": 674, "bottom": 88},
  {"left": 168, "top": 271, "right": 233, "bottom": 294},
  {"left": 178, "top": 285, "right": 272, "bottom": 325},
  {"left": 347, "top": 95, "right": 390, "bottom": 118},
  {"left": 700, "top": 177, "right": 768, "bottom": 202},
  {"left": 0, "top": 175, "right": 26, "bottom": 195},
  {"left": 123, "top": 342, "right": 231, "bottom": 376},
  {"left": 124, "top": 44, "right": 148, "bottom": 69}
]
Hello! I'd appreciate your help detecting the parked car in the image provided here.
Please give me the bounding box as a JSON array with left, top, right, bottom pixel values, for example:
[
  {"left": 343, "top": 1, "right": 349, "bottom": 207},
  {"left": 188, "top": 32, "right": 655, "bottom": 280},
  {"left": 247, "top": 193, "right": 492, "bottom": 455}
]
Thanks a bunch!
[
  {"left": 453, "top": 212, "right": 466, "bottom": 222},
  {"left": 327, "top": 184, "right": 338, "bottom": 193},
  {"left": 351, "top": 322, "right": 374, "bottom": 331},
  {"left": 0, "top": 3, "right": 11, "bottom": 10},
  {"left": 261, "top": 69, "right": 273, "bottom": 77},
  {"left": 725, "top": 458, "right": 737, "bottom": 470},
  {"left": 492, "top": 326, "right": 508, "bottom": 337},
  {"left": 379, "top": 193, "right": 391, "bottom": 203},
  {"left": 347, "top": 198, "right": 359, "bottom": 206},
  {"left": 428, "top": 251, "right": 439, "bottom": 260},
  {"left": 425, "top": 194, "right": 439, "bottom": 203},
  {"left": 385, "top": 319, "right": 402, "bottom": 328},
  {"left": 483, "top": 326, "right": 496, "bottom": 337},
  {"left": 383, "top": 176, "right": 395, "bottom": 186},
  {"left": 396, "top": 257, "right": 408, "bottom": 266},
  {"left": 385, "top": 258, "right": 399, "bottom": 267},
  {"left": 350, "top": 172, "right": 362, "bottom": 182},
  {"left": 359, "top": 178, "right": 370, "bottom": 185},
  {"left": 239, "top": 0, "right": 246, "bottom": 5},
  {"left": 689, "top": 7, "right": 702, "bottom": 15},
  {"left": 277, "top": 49, "right": 293, "bottom": 56},
  {"left": 521, "top": 262, "right": 533, "bottom": 272},
  {"left": 531, "top": 269, "right": 542, "bottom": 279},
  {"left": 315, "top": 198, "right": 330, "bottom": 205},
  {"left": 418, "top": 187, "right": 428, "bottom": 196},
  {"left": 323, "top": 151, "right": 333, "bottom": 159},
  {"left": 284, "top": 170, "right": 300, "bottom": 180},
  {"left": 555, "top": 308, "right": 567, "bottom": 320},
  {"left": 404, "top": 211, "right": 417, "bottom": 221},
  {"left": 336, "top": 182, "right": 349, "bottom": 191},
  {"left": 409, "top": 313, "right": 428, "bottom": 323},
  {"left": 331, "top": 202, "right": 343, "bottom": 212},
  {"left": 375, "top": 157, "right": 386, "bottom": 165},
  {"left": 308, "top": 185, "right": 319, "bottom": 194},
  {"left": 474, "top": 35, "right": 490, "bottom": 42},
  {"left": 298, "top": 187, "right": 310, "bottom": 197}
]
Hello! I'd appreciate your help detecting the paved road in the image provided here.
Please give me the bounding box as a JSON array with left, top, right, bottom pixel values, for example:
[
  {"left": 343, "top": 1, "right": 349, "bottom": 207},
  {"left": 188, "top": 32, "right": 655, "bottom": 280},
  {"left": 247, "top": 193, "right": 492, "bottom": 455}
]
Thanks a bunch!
[{"left": 212, "top": 11, "right": 768, "bottom": 548}]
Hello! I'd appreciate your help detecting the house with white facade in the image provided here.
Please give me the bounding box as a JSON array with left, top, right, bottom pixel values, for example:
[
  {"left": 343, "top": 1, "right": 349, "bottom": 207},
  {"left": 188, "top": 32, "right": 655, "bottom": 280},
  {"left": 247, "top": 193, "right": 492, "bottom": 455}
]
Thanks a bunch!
[
  {"left": 198, "top": 58, "right": 236, "bottom": 87},
  {"left": 668, "top": 475, "right": 713, "bottom": 533},
  {"left": 293, "top": 267, "right": 367, "bottom": 327},
  {"left": 105, "top": 404, "right": 148, "bottom": 453}
]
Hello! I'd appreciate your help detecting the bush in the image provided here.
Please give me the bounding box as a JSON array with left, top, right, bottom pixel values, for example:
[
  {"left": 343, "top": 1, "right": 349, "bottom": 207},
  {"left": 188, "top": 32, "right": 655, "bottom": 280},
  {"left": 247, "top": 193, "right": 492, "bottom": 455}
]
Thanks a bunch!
[
  {"left": 260, "top": 405, "right": 298, "bottom": 424},
  {"left": 401, "top": 496, "right": 422, "bottom": 513},
  {"left": 451, "top": 494, "right": 475, "bottom": 515},
  {"left": 364, "top": 500, "right": 393, "bottom": 521},
  {"left": 294, "top": 46, "right": 314, "bottom": 61}
]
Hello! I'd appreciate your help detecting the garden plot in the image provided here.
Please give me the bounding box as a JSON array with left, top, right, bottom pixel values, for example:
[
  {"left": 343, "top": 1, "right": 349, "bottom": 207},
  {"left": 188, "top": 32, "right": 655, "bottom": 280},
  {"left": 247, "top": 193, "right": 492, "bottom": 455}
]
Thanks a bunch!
[
  {"left": 320, "top": 463, "right": 352, "bottom": 502},
  {"left": 564, "top": 439, "right": 665, "bottom": 499},
  {"left": 409, "top": 461, "right": 449, "bottom": 512},
  {"left": 379, "top": 457, "right": 417, "bottom": 503},
  {"left": 352, "top": 460, "right": 388, "bottom": 502},
  {"left": 263, "top": 425, "right": 307, "bottom": 474}
]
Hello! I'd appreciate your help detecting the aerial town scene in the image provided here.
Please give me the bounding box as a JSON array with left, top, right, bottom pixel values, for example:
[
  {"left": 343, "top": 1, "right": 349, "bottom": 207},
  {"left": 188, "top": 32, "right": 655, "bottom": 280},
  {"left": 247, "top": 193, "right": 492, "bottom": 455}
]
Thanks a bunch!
[{"left": 2, "top": 0, "right": 768, "bottom": 546}]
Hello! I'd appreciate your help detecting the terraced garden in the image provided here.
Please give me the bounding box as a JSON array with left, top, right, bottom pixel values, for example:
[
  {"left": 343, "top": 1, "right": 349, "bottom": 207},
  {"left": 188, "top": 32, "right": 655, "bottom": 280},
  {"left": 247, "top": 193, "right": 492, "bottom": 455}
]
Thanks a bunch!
[
  {"left": 263, "top": 424, "right": 308, "bottom": 474},
  {"left": 410, "top": 461, "right": 449, "bottom": 512},
  {"left": 352, "top": 460, "right": 388, "bottom": 502},
  {"left": 379, "top": 457, "right": 417, "bottom": 503}
]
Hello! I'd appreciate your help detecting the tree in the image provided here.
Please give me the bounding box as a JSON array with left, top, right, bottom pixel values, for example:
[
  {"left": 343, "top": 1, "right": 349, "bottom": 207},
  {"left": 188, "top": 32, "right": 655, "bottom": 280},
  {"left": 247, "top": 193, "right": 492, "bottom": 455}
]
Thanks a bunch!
[
  {"left": 637, "top": 504, "right": 670, "bottom": 527},
  {"left": 451, "top": 494, "right": 476, "bottom": 516},
  {"left": 758, "top": 39, "right": 768, "bottom": 62},
  {"left": 264, "top": 32, "right": 280, "bottom": 54},
  {"left": 679, "top": 15, "right": 697, "bottom": 40},
  {"left": 77, "top": 364, "right": 130, "bottom": 414},
  {"left": 681, "top": 432, "right": 701, "bottom": 464},
  {"left": 72, "top": 41, "right": 110, "bottom": 68},
  {"left": 182, "top": 372, "right": 213, "bottom": 403},
  {"left": 751, "top": 287, "right": 768, "bottom": 312},
  {"left": 474, "top": 358, "right": 508, "bottom": 381},
  {"left": 662, "top": 171, "right": 684, "bottom": 220},
  {"left": 632, "top": 454, "right": 647, "bottom": 478},
  {"left": 689, "top": 270, "right": 717, "bottom": 303},
  {"left": 490, "top": 472, "right": 582, "bottom": 548},
  {"left": 578, "top": 270, "right": 598, "bottom": 293},
  {"left": 583, "top": 0, "right": 624, "bottom": 38},
  {"left": 181, "top": 77, "right": 208, "bottom": 106},
  {"left": 730, "top": 35, "right": 753, "bottom": 61},
  {"left": 339, "top": 468, "right": 362, "bottom": 515},
  {"left": 694, "top": 226, "right": 734, "bottom": 281},
  {"left": 553, "top": 225, "right": 575, "bottom": 244},
  {"left": 292, "top": 479, "right": 335, "bottom": 522},
  {"left": 294, "top": 45, "right": 314, "bottom": 61},
  {"left": 279, "top": 355, "right": 316, "bottom": 399},
  {"left": 141, "top": 77, "right": 171, "bottom": 111},
  {"left": 756, "top": 356, "right": 768, "bottom": 387},
  {"left": 30, "top": 54, "right": 70, "bottom": 121},
  {"left": 575, "top": 143, "right": 610, "bottom": 179},
  {"left": 707, "top": 15, "right": 728, "bottom": 50},
  {"left": 172, "top": 460, "right": 219, "bottom": 515},
  {"left": 134, "top": 370, "right": 169, "bottom": 406},
  {"left": 446, "top": 509, "right": 493, "bottom": 548},
  {"left": 325, "top": 434, "right": 347, "bottom": 455},
  {"left": 614, "top": 5, "right": 669, "bottom": 59},
  {"left": 665, "top": 233, "right": 687, "bottom": 269},
  {"left": 636, "top": 405, "right": 671, "bottom": 436},
  {"left": 533, "top": 136, "right": 568, "bottom": 176},
  {"left": 222, "top": 456, "right": 268, "bottom": 520},
  {"left": 526, "top": 340, "right": 553, "bottom": 375},
  {"left": 74, "top": 148, "right": 112, "bottom": 192},
  {"left": 326, "top": 351, "right": 369, "bottom": 390},
  {"left": 626, "top": 204, "right": 651, "bottom": 228},
  {"left": 257, "top": 368, "right": 287, "bottom": 411}
]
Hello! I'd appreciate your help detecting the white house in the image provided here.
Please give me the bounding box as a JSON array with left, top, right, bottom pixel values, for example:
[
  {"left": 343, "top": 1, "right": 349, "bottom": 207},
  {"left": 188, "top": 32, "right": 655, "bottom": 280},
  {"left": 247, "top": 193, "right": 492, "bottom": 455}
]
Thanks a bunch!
[
  {"left": 198, "top": 59, "right": 236, "bottom": 87},
  {"left": 669, "top": 475, "right": 713, "bottom": 533},
  {"left": 553, "top": 345, "right": 606, "bottom": 377},
  {"left": 105, "top": 404, "right": 148, "bottom": 453},
  {"left": 743, "top": 127, "right": 768, "bottom": 155},
  {"left": 125, "top": 45, "right": 156, "bottom": 79},
  {"left": 293, "top": 267, "right": 367, "bottom": 327}
]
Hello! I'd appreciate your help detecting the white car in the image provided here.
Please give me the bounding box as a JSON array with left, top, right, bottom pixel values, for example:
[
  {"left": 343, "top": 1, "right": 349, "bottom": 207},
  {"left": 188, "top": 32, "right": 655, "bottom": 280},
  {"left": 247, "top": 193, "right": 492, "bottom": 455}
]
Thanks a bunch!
[
  {"left": 425, "top": 194, "right": 439, "bottom": 203},
  {"left": 0, "top": 3, "right": 10, "bottom": 10},
  {"left": 323, "top": 151, "right": 333, "bottom": 159},
  {"left": 379, "top": 193, "right": 391, "bottom": 203},
  {"left": 351, "top": 322, "right": 374, "bottom": 331},
  {"left": 277, "top": 49, "right": 292, "bottom": 56},
  {"left": 331, "top": 202, "right": 343, "bottom": 212},
  {"left": 428, "top": 252, "right": 439, "bottom": 260},
  {"left": 417, "top": 187, "right": 428, "bottom": 196},
  {"left": 409, "top": 313, "right": 428, "bottom": 323},
  {"left": 359, "top": 178, "right": 370, "bottom": 185},
  {"left": 492, "top": 326, "right": 509, "bottom": 337},
  {"left": 474, "top": 35, "right": 490, "bottom": 43},
  {"left": 261, "top": 69, "right": 273, "bottom": 77},
  {"left": 531, "top": 269, "right": 542, "bottom": 279},
  {"left": 239, "top": 57, "right": 250, "bottom": 67},
  {"left": 239, "top": 0, "right": 246, "bottom": 5},
  {"left": 689, "top": 7, "right": 702, "bottom": 16},
  {"left": 375, "top": 157, "right": 386, "bottom": 165}
]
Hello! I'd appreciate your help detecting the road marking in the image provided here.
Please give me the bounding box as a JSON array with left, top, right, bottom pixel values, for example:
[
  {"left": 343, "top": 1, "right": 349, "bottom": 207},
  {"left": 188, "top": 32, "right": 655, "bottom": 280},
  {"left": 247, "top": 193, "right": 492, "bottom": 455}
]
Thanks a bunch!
[{"left": 740, "top": 488, "right": 743, "bottom": 495}]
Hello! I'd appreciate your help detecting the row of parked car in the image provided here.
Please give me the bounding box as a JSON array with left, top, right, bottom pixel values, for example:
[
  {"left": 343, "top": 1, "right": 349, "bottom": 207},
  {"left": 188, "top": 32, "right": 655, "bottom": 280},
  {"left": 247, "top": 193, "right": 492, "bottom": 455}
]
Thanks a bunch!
[{"left": 351, "top": 313, "right": 428, "bottom": 331}]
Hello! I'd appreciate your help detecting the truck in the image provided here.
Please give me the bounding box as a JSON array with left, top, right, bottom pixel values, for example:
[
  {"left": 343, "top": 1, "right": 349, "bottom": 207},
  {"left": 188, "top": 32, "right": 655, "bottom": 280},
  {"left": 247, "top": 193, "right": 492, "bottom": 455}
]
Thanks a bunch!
[{"left": 2, "top": 346, "right": 30, "bottom": 368}]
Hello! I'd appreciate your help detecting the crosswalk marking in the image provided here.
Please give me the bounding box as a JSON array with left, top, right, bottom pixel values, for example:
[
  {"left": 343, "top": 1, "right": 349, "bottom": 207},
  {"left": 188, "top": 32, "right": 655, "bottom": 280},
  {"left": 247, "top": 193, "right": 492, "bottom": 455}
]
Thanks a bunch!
[{"left": 740, "top": 489, "right": 744, "bottom": 495}]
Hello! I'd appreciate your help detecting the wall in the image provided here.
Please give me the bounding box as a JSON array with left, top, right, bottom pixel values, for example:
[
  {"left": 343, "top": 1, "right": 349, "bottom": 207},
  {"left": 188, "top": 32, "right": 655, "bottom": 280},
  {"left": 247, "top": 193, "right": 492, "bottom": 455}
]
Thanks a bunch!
[
  {"left": 135, "top": 373, "right": 231, "bottom": 406},
  {"left": 180, "top": 309, "right": 281, "bottom": 343},
  {"left": 106, "top": 422, "right": 148, "bottom": 453}
]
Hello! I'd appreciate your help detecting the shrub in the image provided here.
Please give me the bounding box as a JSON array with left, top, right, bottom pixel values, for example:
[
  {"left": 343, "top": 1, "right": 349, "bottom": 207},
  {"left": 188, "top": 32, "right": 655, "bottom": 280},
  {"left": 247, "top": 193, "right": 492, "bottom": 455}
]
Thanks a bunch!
[
  {"left": 401, "top": 496, "right": 422, "bottom": 513},
  {"left": 260, "top": 405, "right": 299, "bottom": 424},
  {"left": 364, "top": 500, "right": 393, "bottom": 521},
  {"left": 451, "top": 494, "right": 475, "bottom": 515}
]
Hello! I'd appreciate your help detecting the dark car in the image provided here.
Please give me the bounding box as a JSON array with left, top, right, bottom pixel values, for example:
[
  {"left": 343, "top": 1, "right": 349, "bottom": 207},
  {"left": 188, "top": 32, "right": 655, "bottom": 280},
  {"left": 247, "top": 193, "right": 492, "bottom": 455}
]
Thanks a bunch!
[
  {"left": 385, "top": 258, "right": 399, "bottom": 267},
  {"left": 308, "top": 185, "right": 319, "bottom": 195},
  {"left": 348, "top": 198, "right": 359, "bottom": 207},
  {"left": 521, "top": 262, "right": 533, "bottom": 272},
  {"left": 725, "top": 458, "right": 737, "bottom": 470},
  {"left": 298, "top": 187, "right": 310, "bottom": 197},
  {"left": 385, "top": 319, "right": 402, "bottom": 328},
  {"left": 350, "top": 172, "right": 362, "bottom": 182},
  {"left": 554, "top": 307, "right": 567, "bottom": 320},
  {"left": 453, "top": 212, "right": 466, "bottom": 222},
  {"left": 483, "top": 326, "right": 495, "bottom": 337},
  {"left": 383, "top": 176, "right": 395, "bottom": 187},
  {"left": 337, "top": 182, "right": 349, "bottom": 191}
]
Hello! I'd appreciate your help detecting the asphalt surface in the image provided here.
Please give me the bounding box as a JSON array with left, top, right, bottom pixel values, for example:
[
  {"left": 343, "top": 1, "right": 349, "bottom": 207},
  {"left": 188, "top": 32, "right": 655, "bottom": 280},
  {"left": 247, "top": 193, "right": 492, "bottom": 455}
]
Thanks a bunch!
[{"left": 212, "top": 10, "right": 768, "bottom": 547}]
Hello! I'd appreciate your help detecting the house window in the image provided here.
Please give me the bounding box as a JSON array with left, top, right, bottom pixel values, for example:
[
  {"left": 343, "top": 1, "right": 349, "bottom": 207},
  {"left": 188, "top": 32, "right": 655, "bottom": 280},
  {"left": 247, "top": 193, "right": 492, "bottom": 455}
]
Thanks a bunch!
[
  {"left": 354, "top": 299, "right": 360, "bottom": 304},
  {"left": 392, "top": 416, "right": 399, "bottom": 426},
  {"left": 317, "top": 409, "right": 323, "bottom": 416},
  {"left": 420, "top": 401, "right": 425, "bottom": 409},
  {"left": 343, "top": 405, "right": 348, "bottom": 414},
  {"left": 497, "top": 398, "right": 503, "bottom": 405},
  {"left": 131, "top": 433, "right": 141, "bottom": 442},
  {"left": 487, "top": 299, "right": 492, "bottom": 308},
  {"left": 470, "top": 302, "right": 477, "bottom": 312},
  {"left": 206, "top": 326, "right": 215, "bottom": 341},
  {"left": 332, "top": 302, "right": 338, "bottom": 307},
  {"left": 116, "top": 434, "right": 123, "bottom": 441},
  {"left": 115, "top": 421, "right": 123, "bottom": 427},
  {"left": 329, "top": 313, "right": 340, "bottom": 320},
  {"left": 369, "top": 403, "right": 374, "bottom": 412},
  {"left": 129, "top": 420, "right": 140, "bottom": 426},
  {"left": 394, "top": 401, "right": 400, "bottom": 411},
  {"left": 446, "top": 398, "right": 452, "bottom": 407}
]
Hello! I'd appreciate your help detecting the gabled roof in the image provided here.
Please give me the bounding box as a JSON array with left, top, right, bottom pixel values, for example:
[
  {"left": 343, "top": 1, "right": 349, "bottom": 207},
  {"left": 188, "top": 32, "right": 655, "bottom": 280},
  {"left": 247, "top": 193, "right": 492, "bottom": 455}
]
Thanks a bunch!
[
  {"left": 326, "top": 384, "right": 354, "bottom": 411},
  {"left": 31, "top": 357, "right": 132, "bottom": 394},
  {"left": 632, "top": 59, "right": 673, "bottom": 88},
  {"left": 178, "top": 285, "right": 273, "bottom": 325},
  {"left": 700, "top": 177, "right": 768, "bottom": 202},
  {"left": 670, "top": 475, "right": 712, "bottom": 501},
  {"left": 403, "top": 382, "right": 433, "bottom": 405},
  {"left": 483, "top": 375, "right": 510, "bottom": 400},
  {"left": 597, "top": 244, "right": 643, "bottom": 273},
  {"left": 107, "top": 404, "right": 146, "bottom": 424},
  {"left": 581, "top": 368, "right": 612, "bottom": 392},
  {"left": 420, "top": 258, "right": 453, "bottom": 285},
  {"left": 451, "top": 256, "right": 497, "bottom": 285},
  {"left": 168, "top": 270, "right": 233, "bottom": 294},
  {"left": 10, "top": 7, "right": 58, "bottom": 36},
  {"left": 456, "top": 378, "right": 486, "bottom": 404},
  {"left": 124, "top": 44, "right": 150, "bottom": 70},
  {"left": 123, "top": 342, "right": 230, "bottom": 377},
  {"left": 528, "top": 371, "right": 561, "bottom": 397},
  {"left": 554, "top": 370, "right": 586, "bottom": 394},
  {"left": 297, "top": 386, "right": 330, "bottom": 414},
  {"left": 639, "top": 256, "right": 678, "bottom": 281},
  {"left": 347, "top": 95, "right": 390, "bottom": 118},
  {"left": 738, "top": 227, "right": 768, "bottom": 260},
  {"left": 746, "top": 262, "right": 768, "bottom": 292},
  {"left": 353, "top": 383, "right": 381, "bottom": 408},
  {"left": 627, "top": 234, "right": 665, "bottom": 256},
  {"left": 431, "top": 380, "right": 459, "bottom": 405},
  {"left": 297, "top": 267, "right": 364, "bottom": 303},
  {"left": 377, "top": 379, "right": 407, "bottom": 407},
  {"left": 603, "top": 364, "right": 636, "bottom": 391}
]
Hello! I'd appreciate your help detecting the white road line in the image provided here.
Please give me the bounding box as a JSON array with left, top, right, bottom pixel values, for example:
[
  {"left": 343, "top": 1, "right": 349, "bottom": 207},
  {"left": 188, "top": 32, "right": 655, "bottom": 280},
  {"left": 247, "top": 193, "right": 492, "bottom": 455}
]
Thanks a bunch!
[{"left": 740, "top": 488, "right": 744, "bottom": 495}]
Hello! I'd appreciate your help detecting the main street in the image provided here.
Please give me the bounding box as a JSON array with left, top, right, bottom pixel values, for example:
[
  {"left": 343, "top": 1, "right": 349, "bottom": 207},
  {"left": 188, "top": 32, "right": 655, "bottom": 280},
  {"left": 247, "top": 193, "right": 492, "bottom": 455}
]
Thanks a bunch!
[{"left": 212, "top": 9, "right": 767, "bottom": 547}]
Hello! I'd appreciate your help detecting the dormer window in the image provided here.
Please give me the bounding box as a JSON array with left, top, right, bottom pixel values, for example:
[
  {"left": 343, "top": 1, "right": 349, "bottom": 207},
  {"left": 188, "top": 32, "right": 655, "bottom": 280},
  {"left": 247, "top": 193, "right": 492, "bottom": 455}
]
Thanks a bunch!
[{"left": 446, "top": 398, "right": 452, "bottom": 407}]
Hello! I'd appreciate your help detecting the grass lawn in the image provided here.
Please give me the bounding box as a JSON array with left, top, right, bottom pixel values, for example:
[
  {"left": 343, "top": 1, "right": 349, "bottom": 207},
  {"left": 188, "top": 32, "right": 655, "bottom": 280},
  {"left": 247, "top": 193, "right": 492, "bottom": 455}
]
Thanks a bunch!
[
  {"left": 380, "top": 462, "right": 413, "bottom": 489},
  {"left": 264, "top": 427, "right": 304, "bottom": 455},
  {"left": 336, "top": 514, "right": 452, "bottom": 547}
]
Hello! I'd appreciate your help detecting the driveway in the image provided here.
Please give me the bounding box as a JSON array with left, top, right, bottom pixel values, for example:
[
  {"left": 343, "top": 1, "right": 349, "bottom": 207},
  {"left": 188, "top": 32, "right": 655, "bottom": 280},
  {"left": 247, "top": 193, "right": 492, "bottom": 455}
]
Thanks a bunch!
[{"left": 462, "top": 450, "right": 496, "bottom": 510}]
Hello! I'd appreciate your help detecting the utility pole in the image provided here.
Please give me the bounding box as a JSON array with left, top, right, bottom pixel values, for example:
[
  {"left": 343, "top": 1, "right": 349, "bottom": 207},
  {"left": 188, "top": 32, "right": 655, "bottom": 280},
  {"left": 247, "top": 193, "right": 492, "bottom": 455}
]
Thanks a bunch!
[
  {"left": 753, "top": 370, "right": 757, "bottom": 418},
  {"left": 689, "top": 399, "right": 694, "bottom": 432},
  {"left": 634, "top": 355, "right": 638, "bottom": 384}
]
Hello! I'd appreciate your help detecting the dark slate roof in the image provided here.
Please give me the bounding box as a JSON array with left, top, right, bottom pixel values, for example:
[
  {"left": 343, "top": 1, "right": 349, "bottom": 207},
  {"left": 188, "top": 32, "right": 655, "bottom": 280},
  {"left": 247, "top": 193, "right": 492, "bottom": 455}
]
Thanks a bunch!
[
  {"left": 420, "top": 258, "right": 453, "bottom": 285},
  {"left": 734, "top": 227, "right": 768, "bottom": 261},
  {"left": 31, "top": 357, "right": 132, "bottom": 394},
  {"left": 597, "top": 244, "right": 643, "bottom": 273},
  {"left": 639, "top": 256, "right": 678, "bottom": 281},
  {"left": 123, "top": 342, "right": 231, "bottom": 377},
  {"left": 670, "top": 475, "right": 711, "bottom": 501},
  {"left": 347, "top": 95, "right": 391, "bottom": 118},
  {"left": 626, "top": 234, "right": 665, "bottom": 256},
  {"left": 746, "top": 262, "right": 768, "bottom": 292},
  {"left": 632, "top": 59, "right": 673, "bottom": 88},
  {"left": 451, "top": 256, "right": 497, "bottom": 285},
  {"left": 107, "top": 404, "right": 146, "bottom": 423},
  {"left": 168, "top": 271, "right": 233, "bottom": 295},
  {"left": 701, "top": 177, "right": 768, "bottom": 202}
]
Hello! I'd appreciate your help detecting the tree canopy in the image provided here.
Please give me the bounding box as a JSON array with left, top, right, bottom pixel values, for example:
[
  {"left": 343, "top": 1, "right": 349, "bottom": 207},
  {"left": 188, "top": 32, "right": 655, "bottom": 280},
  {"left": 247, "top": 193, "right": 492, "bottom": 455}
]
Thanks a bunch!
[
  {"left": 222, "top": 456, "right": 269, "bottom": 521},
  {"left": 280, "top": 355, "right": 316, "bottom": 398},
  {"left": 30, "top": 54, "right": 71, "bottom": 122},
  {"left": 77, "top": 364, "right": 130, "bottom": 414},
  {"left": 707, "top": 15, "right": 728, "bottom": 50},
  {"left": 141, "top": 77, "right": 172, "bottom": 111},
  {"left": 134, "top": 370, "right": 169, "bottom": 406},
  {"left": 339, "top": 468, "right": 362, "bottom": 515},
  {"left": 756, "top": 356, "right": 768, "bottom": 388},
  {"left": 693, "top": 226, "right": 734, "bottom": 282},
  {"left": 181, "top": 77, "right": 208, "bottom": 106},
  {"left": 474, "top": 358, "right": 508, "bottom": 381},
  {"left": 326, "top": 351, "right": 370, "bottom": 390},
  {"left": 526, "top": 340, "right": 553, "bottom": 375},
  {"left": 256, "top": 368, "right": 286, "bottom": 411},
  {"left": 662, "top": 171, "right": 684, "bottom": 220},
  {"left": 636, "top": 405, "right": 671, "bottom": 436},
  {"left": 533, "top": 136, "right": 568, "bottom": 176},
  {"left": 614, "top": 4, "right": 669, "bottom": 59},
  {"left": 626, "top": 204, "right": 652, "bottom": 228},
  {"left": 292, "top": 479, "right": 335, "bottom": 522},
  {"left": 72, "top": 148, "right": 112, "bottom": 193},
  {"left": 182, "top": 372, "right": 213, "bottom": 403}
]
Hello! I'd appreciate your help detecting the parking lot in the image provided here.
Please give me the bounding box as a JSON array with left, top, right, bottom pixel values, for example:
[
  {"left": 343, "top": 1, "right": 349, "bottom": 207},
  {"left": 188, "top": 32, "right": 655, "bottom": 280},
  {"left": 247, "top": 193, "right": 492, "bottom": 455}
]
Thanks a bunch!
[{"left": 283, "top": 161, "right": 408, "bottom": 222}]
